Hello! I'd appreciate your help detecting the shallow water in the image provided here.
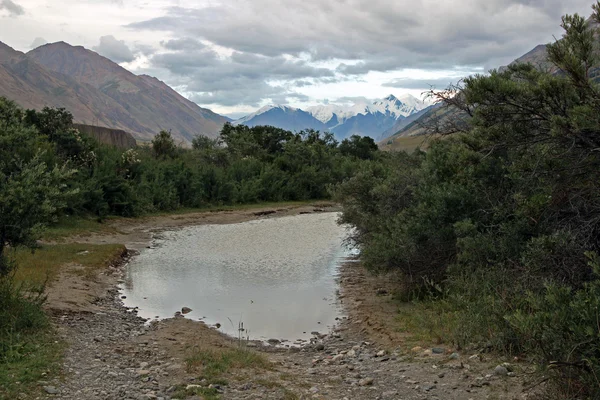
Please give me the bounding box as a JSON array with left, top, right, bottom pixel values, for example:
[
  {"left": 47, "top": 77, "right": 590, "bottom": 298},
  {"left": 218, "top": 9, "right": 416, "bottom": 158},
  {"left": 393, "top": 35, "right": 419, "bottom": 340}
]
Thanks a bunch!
[{"left": 121, "top": 212, "right": 351, "bottom": 342}]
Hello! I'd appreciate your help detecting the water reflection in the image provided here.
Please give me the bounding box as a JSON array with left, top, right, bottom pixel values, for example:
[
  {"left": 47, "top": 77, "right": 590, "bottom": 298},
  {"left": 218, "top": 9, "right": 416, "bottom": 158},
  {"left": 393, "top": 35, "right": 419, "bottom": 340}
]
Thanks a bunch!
[{"left": 121, "top": 212, "right": 350, "bottom": 341}]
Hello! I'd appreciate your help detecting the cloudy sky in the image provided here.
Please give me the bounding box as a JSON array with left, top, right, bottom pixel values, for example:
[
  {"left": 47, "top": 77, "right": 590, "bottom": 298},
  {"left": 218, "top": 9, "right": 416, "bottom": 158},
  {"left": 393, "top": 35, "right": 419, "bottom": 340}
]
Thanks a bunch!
[{"left": 0, "top": 0, "right": 594, "bottom": 117}]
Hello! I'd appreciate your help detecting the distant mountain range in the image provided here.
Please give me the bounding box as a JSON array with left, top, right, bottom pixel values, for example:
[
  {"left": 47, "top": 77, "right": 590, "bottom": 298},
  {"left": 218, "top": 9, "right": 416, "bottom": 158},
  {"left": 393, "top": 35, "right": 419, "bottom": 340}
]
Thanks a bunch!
[
  {"left": 234, "top": 94, "right": 432, "bottom": 140},
  {"left": 0, "top": 41, "right": 230, "bottom": 143}
]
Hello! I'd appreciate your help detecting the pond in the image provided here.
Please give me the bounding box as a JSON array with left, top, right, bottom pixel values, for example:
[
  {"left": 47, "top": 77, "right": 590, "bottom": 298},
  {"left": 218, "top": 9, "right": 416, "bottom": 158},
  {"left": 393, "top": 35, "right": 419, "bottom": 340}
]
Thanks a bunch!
[{"left": 120, "top": 212, "right": 352, "bottom": 343}]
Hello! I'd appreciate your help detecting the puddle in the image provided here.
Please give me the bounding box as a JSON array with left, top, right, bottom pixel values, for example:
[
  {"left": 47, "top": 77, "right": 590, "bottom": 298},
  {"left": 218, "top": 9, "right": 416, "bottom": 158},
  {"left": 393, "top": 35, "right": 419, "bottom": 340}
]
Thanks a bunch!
[{"left": 121, "top": 212, "right": 353, "bottom": 342}]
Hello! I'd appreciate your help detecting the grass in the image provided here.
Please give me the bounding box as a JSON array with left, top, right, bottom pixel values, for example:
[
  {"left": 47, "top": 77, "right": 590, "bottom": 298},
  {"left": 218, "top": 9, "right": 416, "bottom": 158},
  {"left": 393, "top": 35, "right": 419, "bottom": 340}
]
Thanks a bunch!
[
  {"left": 0, "top": 242, "right": 126, "bottom": 399},
  {"left": 42, "top": 216, "right": 120, "bottom": 242},
  {"left": 170, "top": 346, "right": 276, "bottom": 399},
  {"left": 0, "top": 332, "right": 63, "bottom": 400},
  {"left": 393, "top": 300, "right": 459, "bottom": 348},
  {"left": 185, "top": 346, "right": 272, "bottom": 380},
  {"left": 12, "top": 243, "right": 127, "bottom": 285}
]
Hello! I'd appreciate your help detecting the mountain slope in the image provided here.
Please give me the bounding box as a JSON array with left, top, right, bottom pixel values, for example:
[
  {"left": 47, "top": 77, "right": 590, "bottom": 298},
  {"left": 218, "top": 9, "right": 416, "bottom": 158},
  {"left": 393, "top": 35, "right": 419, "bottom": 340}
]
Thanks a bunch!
[
  {"left": 13, "top": 41, "right": 229, "bottom": 143},
  {"left": 0, "top": 42, "right": 137, "bottom": 131}
]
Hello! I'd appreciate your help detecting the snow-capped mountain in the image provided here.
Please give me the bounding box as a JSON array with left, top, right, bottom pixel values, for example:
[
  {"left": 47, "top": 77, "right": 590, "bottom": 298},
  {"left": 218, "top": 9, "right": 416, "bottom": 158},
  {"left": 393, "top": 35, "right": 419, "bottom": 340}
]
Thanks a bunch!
[
  {"left": 233, "top": 104, "right": 326, "bottom": 132},
  {"left": 233, "top": 94, "right": 429, "bottom": 140}
]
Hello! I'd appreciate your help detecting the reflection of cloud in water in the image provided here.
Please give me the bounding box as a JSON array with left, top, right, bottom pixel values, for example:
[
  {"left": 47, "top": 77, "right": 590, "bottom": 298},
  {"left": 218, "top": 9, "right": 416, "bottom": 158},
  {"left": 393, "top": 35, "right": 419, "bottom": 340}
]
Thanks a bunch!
[{"left": 121, "top": 213, "right": 350, "bottom": 340}]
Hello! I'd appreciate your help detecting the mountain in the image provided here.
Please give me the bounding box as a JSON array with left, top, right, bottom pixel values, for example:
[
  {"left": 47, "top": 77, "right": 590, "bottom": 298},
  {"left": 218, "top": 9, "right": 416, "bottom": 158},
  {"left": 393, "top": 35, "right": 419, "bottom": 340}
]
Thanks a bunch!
[
  {"left": 0, "top": 40, "right": 229, "bottom": 143},
  {"left": 378, "top": 104, "right": 438, "bottom": 140},
  {"left": 26, "top": 42, "right": 229, "bottom": 142},
  {"left": 233, "top": 105, "right": 326, "bottom": 132},
  {"left": 0, "top": 42, "right": 134, "bottom": 130},
  {"left": 235, "top": 94, "right": 429, "bottom": 140}
]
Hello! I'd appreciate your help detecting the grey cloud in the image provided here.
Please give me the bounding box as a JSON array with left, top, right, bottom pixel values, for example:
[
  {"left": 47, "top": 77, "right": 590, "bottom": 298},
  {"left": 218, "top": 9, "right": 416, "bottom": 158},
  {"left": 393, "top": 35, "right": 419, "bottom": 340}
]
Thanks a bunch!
[
  {"left": 133, "top": 43, "right": 157, "bottom": 56},
  {"left": 128, "top": 0, "right": 593, "bottom": 73},
  {"left": 383, "top": 77, "right": 464, "bottom": 90},
  {"left": 161, "top": 38, "right": 205, "bottom": 51},
  {"left": 148, "top": 44, "right": 335, "bottom": 106},
  {"left": 93, "top": 35, "right": 135, "bottom": 63},
  {"left": 125, "top": 0, "right": 593, "bottom": 108},
  {"left": 1, "top": 0, "right": 24, "bottom": 16},
  {"left": 30, "top": 37, "right": 47, "bottom": 49}
]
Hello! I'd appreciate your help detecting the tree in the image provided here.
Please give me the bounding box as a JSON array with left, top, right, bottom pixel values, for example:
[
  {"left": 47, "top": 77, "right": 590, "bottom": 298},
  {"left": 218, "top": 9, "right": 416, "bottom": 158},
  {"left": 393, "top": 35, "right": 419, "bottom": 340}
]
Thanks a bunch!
[
  {"left": 0, "top": 99, "right": 75, "bottom": 275},
  {"left": 192, "top": 134, "right": 219, "bottom": 150},
  {"left": 152, "top": 130, "right": 177, "bottom": 159},
  {"left": 339, "top": 135, "right": 378, "bottom": 159}
]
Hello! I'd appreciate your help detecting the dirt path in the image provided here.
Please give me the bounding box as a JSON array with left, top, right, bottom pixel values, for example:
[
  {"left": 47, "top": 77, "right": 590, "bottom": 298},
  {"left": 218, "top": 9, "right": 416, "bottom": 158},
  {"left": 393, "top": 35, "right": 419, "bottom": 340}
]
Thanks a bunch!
[{"left": 35, "top": 204, "right": 532, "bottom": 400}]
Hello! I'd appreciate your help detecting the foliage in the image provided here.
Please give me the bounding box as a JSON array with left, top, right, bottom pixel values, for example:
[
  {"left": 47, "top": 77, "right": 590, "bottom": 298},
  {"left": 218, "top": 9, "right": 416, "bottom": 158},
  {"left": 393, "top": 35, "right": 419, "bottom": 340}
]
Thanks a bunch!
[
  {"left": 0, "top": 99, "right": 76, "bottom": 275},
  {"left": 152, "top": 130, "right": 177, "bottom": 159},
  {"left": 334, "top": 4, "right": 600, "bottom": 397}
]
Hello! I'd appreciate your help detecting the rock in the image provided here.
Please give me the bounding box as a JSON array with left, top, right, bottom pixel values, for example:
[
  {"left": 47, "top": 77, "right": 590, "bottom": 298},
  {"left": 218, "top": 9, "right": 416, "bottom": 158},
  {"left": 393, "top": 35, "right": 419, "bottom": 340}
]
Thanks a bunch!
[
  {"left": 449, "top": 352, "right": 460, "bottom": 360},
  {"left": 358, "top": 377, "right": 374, "bottom": 386},
  {"left": 423, "top": 384, "right": 437, "bottom": 391},
  {"left": 432, "top": 347, "right": 445, "bottom": 354},
  {"left": 208, "top": 384, "right": 223, "bottom": 392},
  {"left": 346, "top": 349, "right": 356, "bottom": 357},
  {"left": 181, "top": 307, "right": 192, "bottom": 314},
  {"left": 309, "top": 386, "right": 319, "bottom": 393},
  {"left": 411, "top": 346, "right": 423, "bottom": 353},
  {"left": 494, "top": 365, "right": 509, "bottom": 376},
  {"left": 382, "top": 390, "right": 398, "bottom": 398},
  {"left": 137, "top": 370, "right": 151, "bottom": 376},
  {"left": 268, "top": 338, "right": 281, "bottom": 345},
  {"left": 43, "top": 386, "right": 59, "bottom": 395},
  {"left": 376, "top": 350, "right": 386, "bottom": 357},
  {"left": 186, "top": 384, "right": 202, "bottom": 390},
  {"left": 315, "top": 343, "right": 325, "bottom": 351}
]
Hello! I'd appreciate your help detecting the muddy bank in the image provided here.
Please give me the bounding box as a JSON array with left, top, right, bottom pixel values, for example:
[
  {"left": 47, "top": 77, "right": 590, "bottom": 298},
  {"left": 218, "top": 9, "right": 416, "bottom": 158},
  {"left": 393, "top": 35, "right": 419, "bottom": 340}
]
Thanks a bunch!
[{"left": 37, "top": 203, "right": 532, "bottom": 400}]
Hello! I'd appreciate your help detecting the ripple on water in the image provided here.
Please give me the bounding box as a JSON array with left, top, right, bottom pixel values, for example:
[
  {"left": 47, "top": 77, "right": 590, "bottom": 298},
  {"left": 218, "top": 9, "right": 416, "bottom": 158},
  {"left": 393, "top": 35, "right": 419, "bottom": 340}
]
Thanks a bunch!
[{"left": 121, "top": 212, "right": 351, "bottom": 341}]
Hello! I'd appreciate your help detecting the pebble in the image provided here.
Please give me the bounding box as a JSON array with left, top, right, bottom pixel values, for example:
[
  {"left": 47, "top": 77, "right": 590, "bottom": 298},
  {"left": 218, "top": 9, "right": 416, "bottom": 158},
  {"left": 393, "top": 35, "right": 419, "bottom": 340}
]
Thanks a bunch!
[
  {"left": 358, "top": 377, "right": 374, "bottom": 386},
  {"left": 494, "top": 365, "right": 509, "bottom": 376},
  {"left": 43, "top": 386, "right": 59, "bottom": 395}
]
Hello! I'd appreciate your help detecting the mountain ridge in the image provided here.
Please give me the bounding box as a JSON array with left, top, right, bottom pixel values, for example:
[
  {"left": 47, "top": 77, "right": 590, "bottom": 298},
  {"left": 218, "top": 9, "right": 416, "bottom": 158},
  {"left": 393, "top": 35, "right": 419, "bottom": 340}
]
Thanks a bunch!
[
  {"left": 0, "top": 40, "right": 230, "bottom": 143},
  {"left": 234, "top": 94, "right": 430, "bottom": 140}
]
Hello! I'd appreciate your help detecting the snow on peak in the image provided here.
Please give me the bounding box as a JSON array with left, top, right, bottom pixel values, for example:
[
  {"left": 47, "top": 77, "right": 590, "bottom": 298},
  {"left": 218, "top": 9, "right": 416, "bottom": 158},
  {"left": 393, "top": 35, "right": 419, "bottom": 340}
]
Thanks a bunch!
[{"left": 234, "top": 104, "right": 297, "bottom": 124}]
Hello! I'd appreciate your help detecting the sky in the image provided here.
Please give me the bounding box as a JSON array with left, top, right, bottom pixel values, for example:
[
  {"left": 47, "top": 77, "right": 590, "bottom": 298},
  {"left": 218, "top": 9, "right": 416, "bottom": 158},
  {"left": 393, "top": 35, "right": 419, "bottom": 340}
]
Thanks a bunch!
[{"left": 0, "top": 0, "right": 594, "bottom": 118}]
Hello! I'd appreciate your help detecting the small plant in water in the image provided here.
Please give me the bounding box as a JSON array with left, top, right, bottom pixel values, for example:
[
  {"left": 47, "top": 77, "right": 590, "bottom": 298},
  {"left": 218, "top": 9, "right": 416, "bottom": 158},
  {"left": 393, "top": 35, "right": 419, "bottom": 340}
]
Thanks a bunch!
[{"left": 227, "top": 317, "right": 251, "bottom": 347}]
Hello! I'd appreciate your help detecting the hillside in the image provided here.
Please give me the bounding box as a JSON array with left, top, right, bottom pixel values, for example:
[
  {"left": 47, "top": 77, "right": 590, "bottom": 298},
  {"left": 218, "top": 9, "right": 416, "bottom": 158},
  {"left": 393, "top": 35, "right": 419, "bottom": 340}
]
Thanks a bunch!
[{"left": 0, "top": 41, "right": 229, "bottom": 143}]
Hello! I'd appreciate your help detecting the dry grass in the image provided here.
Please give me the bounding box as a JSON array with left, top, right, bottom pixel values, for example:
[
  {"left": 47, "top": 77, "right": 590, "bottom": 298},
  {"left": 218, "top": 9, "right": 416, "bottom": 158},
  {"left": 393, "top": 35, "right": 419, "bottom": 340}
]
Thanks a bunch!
[
  {"left": 42, "top": 216, "right": 121, "bottom": 242},
  {"left": 12, "top": 243, "right": 127, "bottom": 285},
  {"left": 185, "top": 346, "right": 272, "bottom": 380}
]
